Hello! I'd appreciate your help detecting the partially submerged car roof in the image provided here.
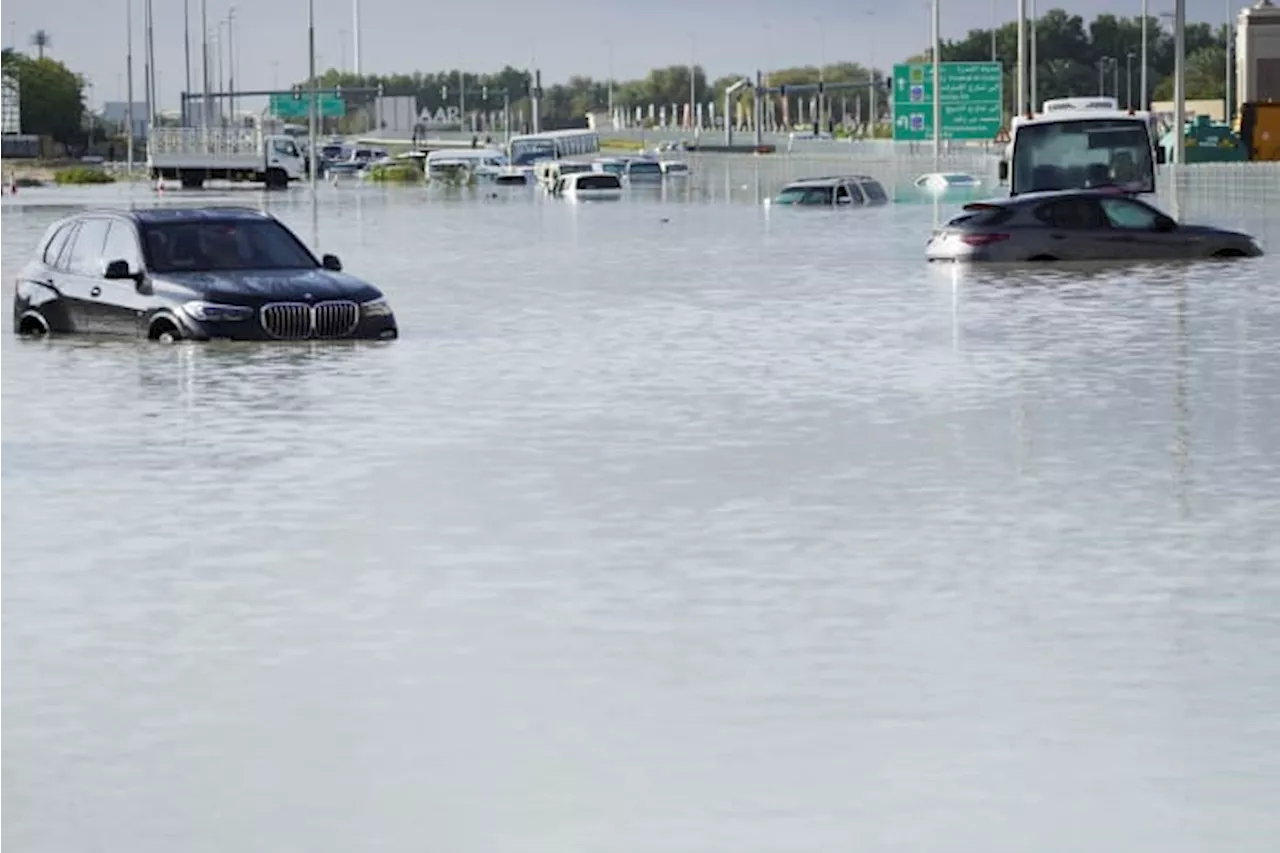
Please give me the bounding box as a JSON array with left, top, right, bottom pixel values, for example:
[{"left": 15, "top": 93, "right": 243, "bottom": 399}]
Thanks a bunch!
[{"left": 126, "top": 206, "right": 276, "bottom": 224}]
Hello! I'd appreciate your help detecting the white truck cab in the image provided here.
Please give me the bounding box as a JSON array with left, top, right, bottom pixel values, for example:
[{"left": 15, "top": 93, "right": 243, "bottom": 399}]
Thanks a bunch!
[
  {"left": 149, "top": 120, "right": 308, "bottom": 190},
  {"left": 997, "top": 97, "right": 1165, "bottom": 196}
]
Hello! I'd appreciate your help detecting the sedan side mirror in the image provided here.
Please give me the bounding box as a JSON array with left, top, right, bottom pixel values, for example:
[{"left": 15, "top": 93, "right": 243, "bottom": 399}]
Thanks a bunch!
[
  {"left": 103, "top": 259, "right": 136, "bottom": 280},
  {"left": 1154, "top": 215, "right": 1177, "bottom": 233},
  {"left": 321, "top": 253, "right": 343, "bottom": 272}
]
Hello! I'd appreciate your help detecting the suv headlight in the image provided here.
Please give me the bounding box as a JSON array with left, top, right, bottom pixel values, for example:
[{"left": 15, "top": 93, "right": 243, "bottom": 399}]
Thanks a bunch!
[
  {"left": 182, "top": 300, "right": 253, "bottom": 322},
  {"left": 361, "top": 297, "right": 393, "bottom": 317}
]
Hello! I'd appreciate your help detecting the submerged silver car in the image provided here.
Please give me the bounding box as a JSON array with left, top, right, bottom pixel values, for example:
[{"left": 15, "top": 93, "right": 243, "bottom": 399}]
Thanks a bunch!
[
  {"left": 772, "top": 175, "right": 890, "bottom": 207},
  {"left": 925, "top": 189, "right": 1264, "bottom": 263}
]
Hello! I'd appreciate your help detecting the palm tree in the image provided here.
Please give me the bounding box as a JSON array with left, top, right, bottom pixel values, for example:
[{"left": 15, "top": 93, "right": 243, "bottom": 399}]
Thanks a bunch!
[{"left": 29, "top": 29, "right": 51, "bottom": 59}]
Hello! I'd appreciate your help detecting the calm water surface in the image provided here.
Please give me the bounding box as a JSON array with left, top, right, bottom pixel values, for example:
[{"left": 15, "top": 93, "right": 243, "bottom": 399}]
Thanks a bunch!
[{"left": 4, "top": 180, "right": 1280, "bottom": 852}]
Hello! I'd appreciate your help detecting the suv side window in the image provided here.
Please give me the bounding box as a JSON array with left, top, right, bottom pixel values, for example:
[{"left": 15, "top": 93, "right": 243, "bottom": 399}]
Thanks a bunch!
[
  {"left": 53, "top": 223, "right": 81, "bottom": 270},
  {"left": 1099, "top": 197, "right": 1162, "bottom": 230},
  {"left": 101, "top": 220, "right": 144, "bottom": 270},
  {"left": 66, "top": 218, "right": 111, "bottom": 276},
  {"left": 1035, "top": 198, "right": 1108, "bottom": 229},
  {"left": 43, "top": 222, "right": 74, "bottom": 266}
]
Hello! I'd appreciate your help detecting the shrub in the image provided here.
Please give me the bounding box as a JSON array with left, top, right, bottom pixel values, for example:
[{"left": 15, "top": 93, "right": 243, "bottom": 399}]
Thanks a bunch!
[
  {"left": 53, "top": 166, "right": 116, "bottom": 185},
  {"left": 366, "top": 162, "right": 423, "bottom": 183}
]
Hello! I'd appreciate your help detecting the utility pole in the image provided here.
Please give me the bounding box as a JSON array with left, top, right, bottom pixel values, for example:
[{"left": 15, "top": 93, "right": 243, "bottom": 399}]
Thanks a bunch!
[
  {"left": 353, "top": 0, "right": 362, "bottom": 75},
  {"left": 125, "top": 0, "right": 134, "bottom": 172},
  {"left": 1224, "top": 3, "right": 1233, "bottom": 125},
  {"left": 145, "top": 0, "right": 156, "bottom": 126},
  {"left": 931, "top": 0, "right": 941, "bottom": 170},
  {"left": 1141, "top": 0, "right": 1149, "bottom": 111},
  {"left": 201, "top": 0, "right": 210, "bottom": 126},
  {"left": 227, "top": 7, "right": 236, "bottom": 123},
  {"left": 183, "top": 0, "right": 192, "bottom": 124},
  {"left": 142, "top": 0, "right": 151, "bottom": 132},
  {"left": 308, "top": 0, "right": 317, "bottom": 194},
  {"left": 1016, "top": 0, "right": 1027, "bottom": 114}
]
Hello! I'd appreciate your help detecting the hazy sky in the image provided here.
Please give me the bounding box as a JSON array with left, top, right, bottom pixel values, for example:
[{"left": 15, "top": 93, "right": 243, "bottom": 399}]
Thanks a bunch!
[{"left": 4, "top": 0, "right": 1236, "bottom": 108}]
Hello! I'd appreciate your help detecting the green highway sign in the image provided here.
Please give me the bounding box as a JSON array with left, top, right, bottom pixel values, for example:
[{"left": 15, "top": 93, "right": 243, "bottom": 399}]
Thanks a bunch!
[
  {"left": 269, "top": 92, "right": 346, "bottom": 119},
  {"left": 891, "top": 62, "right": 1003, "bottom": 141}
]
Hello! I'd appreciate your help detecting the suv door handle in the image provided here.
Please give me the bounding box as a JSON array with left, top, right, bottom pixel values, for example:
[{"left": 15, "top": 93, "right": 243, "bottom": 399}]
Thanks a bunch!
[{"left": 90, "top": 286, "right": 102, "bottom": 297}]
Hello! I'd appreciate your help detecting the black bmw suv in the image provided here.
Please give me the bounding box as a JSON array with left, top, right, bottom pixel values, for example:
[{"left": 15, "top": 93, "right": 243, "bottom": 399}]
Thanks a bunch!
[{"left": 12, "top": 206, "right": 398, "bottom": 342}]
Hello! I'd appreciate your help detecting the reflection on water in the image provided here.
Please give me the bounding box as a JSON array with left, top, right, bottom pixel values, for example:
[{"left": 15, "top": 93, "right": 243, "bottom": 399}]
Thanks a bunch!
[{"left": 3, "top": 184, "right": 1280, "bottom": 853}]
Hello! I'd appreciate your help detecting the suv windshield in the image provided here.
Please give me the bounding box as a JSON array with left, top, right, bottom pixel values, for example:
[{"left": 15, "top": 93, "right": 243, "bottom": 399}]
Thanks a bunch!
[{"left": 141, "top": 219, "right": 319, "bottom": 273}]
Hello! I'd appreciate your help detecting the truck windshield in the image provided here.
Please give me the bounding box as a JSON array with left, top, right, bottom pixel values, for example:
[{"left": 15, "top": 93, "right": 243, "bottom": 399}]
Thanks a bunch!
[
  {"left": 1011, "top": 118, "right": 1155, "bottom": 195},
  {"left": 509, "top": 139, "right": 557, "bottom": 166},
  {"left": 141, "top": 220, "right": 319, "bottom": 273}
]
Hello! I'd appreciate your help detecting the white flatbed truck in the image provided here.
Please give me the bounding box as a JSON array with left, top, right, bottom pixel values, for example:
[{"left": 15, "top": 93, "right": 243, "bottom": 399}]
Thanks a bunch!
[{"left": 148, "top": 124, "right": 308, "bottom": 190}]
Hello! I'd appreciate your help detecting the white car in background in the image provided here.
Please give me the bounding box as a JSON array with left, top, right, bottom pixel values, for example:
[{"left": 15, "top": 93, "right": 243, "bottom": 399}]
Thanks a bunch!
[{"left": 914, "top": 172, "right": 983, "bottom": 193}]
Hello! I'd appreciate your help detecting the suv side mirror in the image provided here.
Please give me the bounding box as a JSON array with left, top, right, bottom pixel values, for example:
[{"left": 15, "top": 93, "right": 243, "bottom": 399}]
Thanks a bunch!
[
  {"left": 1154, "top": 215, "right": 1177, "bottom": 232},
  {"left": 997, "top": 161, "right": 1009, "bottom": 181},
  {"left": 321, "top": 253, "right": 343, "bottom": 272},
  {"left": 1155, "top": 147, "right": 1167, "bottom": 165},
  {"left": 103, "top": 259, "right": 135, "bottom": 280}
]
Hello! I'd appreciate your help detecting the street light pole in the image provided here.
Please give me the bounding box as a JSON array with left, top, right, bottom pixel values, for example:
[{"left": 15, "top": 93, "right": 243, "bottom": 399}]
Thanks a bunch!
[
  {"left": 1126, "top": 52, "right": 1135, "bottom": 110},
  {"left": 125, "top": 0, "right": 134, "bottom": 172},
  {"left": 308, "top": 0, "right": 317, "bottom": 194},
  {"left": 183, "top": 0, "right": 192, "bottom": 124},
  {"left": 1224, "top": 2, "right": 1233, "bottom": 125},
  {"left": 1141, "top": 0, "right": 1149, "bottom": 111},
  {"left": 931, "top": 0, "right": 941, "bottom": 170},
  {"left": 201, "top": 0, "right": 210, "bottom": 126},
  {"left": 227, "top": 7, "right": 236, "bottom": 124}
]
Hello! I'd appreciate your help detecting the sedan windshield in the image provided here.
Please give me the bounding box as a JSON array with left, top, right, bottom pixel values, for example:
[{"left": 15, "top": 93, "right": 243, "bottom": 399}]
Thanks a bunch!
[{"left": 141, "top": 220, "right": 319, "bottom": 273}]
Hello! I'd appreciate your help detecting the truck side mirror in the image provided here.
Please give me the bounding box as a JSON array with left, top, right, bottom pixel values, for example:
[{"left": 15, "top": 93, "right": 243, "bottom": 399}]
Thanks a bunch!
[
  {"left": 997, "top": 161, "right": 1009, "bottom": 181},
  {"left": 1155, "top": 147, "right": 1167, "bottom": 165}
]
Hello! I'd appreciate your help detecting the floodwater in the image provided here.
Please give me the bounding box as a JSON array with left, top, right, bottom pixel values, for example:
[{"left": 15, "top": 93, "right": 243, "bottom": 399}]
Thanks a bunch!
[{"left": 3, "top": 175, "right": 1280, "bottom": 853}]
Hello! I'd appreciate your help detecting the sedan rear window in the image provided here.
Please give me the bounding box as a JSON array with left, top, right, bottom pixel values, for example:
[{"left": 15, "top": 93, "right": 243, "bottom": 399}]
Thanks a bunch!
[
  {"left": 141, "top": 220, "right": 319, "bottom": 273},
  {"left": 948, "top": 206, "right": 1013, "bottom": 227}
]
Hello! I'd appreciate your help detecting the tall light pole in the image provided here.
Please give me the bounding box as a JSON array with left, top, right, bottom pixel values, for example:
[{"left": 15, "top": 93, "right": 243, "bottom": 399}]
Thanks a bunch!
[
  {"left": 142, "top": 0, "right": 151, "bottom": 131},
  {"left": 308, "top": 0, "right": 317, "bottom": 194},
  {"left": 146, "top": 0, "right": 156, "bottom": 125},
  {"left": 227, "top": 7, "right": 236, "bottom": 124},
  {"left": 352, "top": 0, "right": 362, "bottom": 75},
  {"left": 1224, "top": 2, "right": 1233, "bottom": 125},
  {"left": 183, "top": 0, "right": 192, "bottom": 124},
  {"left": 125, "top": 0, "right": 134, "bottom": 172},
  {"left": 214, "top": 26, "right": 224, "bottom": 125},
  {"left": 1173, "top": 0, "right": 1186, "bottom": 165},
  {"left": 931, "top": 0, "right": 940, "bottom": 169},
  {"left": 1016, "top": 0, "right": 1027, "bottom": 114},
  {"left": 1126, "top": 52, "right": 1135, "bottom": 110},
  {"left": 1141, "top": 0, "right": 1149, "bottom": 111},
  {"left": 200, "top": 0, "right": 210, "bottom": 126},
  {"left": 688, "top": 33, "right": 696, "bottom": 131},
  {"left": 1030, "top": 0, "right": 1038, "bottom": 112}
]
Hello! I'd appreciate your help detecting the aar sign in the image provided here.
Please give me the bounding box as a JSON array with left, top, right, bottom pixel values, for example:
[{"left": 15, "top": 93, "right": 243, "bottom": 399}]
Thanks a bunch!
[{"left": 418, "top": 106, "right": 462, "bottom": 128}]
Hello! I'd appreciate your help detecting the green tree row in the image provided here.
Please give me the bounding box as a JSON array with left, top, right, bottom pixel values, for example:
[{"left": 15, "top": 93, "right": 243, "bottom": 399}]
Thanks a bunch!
[
  {"left": 2, "top": 48, "right": 85, "bottom": 142},
  {"left": 308, "top": 11, "right": 1231, "bottom": 130}
]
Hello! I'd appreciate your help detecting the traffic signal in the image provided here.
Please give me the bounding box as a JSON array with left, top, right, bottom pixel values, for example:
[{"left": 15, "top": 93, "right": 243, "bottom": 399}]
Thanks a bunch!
[
  {"left": 292, "top": 84, "right": 302, "bottom": 101},
  {"left": 376, "top": 83, "right": 384, "bottom": 97},
  {"left": 334, "top": 84, "right": 343, "bottom": 98},
  {"left": 481, "top": 86, "right": 488, "bottom": 101},
  {"left": 441, "top": 85, "right": 448, "bottom": 100}
]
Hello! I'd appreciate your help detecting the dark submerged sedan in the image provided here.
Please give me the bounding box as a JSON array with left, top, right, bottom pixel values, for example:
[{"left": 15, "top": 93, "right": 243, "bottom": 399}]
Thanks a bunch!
[
  {"left": 925, "top": 188, "right": 1264, "bottom": 263},
  {"left": 12, "top": 207, "right": 398, "bottom": 342}
]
